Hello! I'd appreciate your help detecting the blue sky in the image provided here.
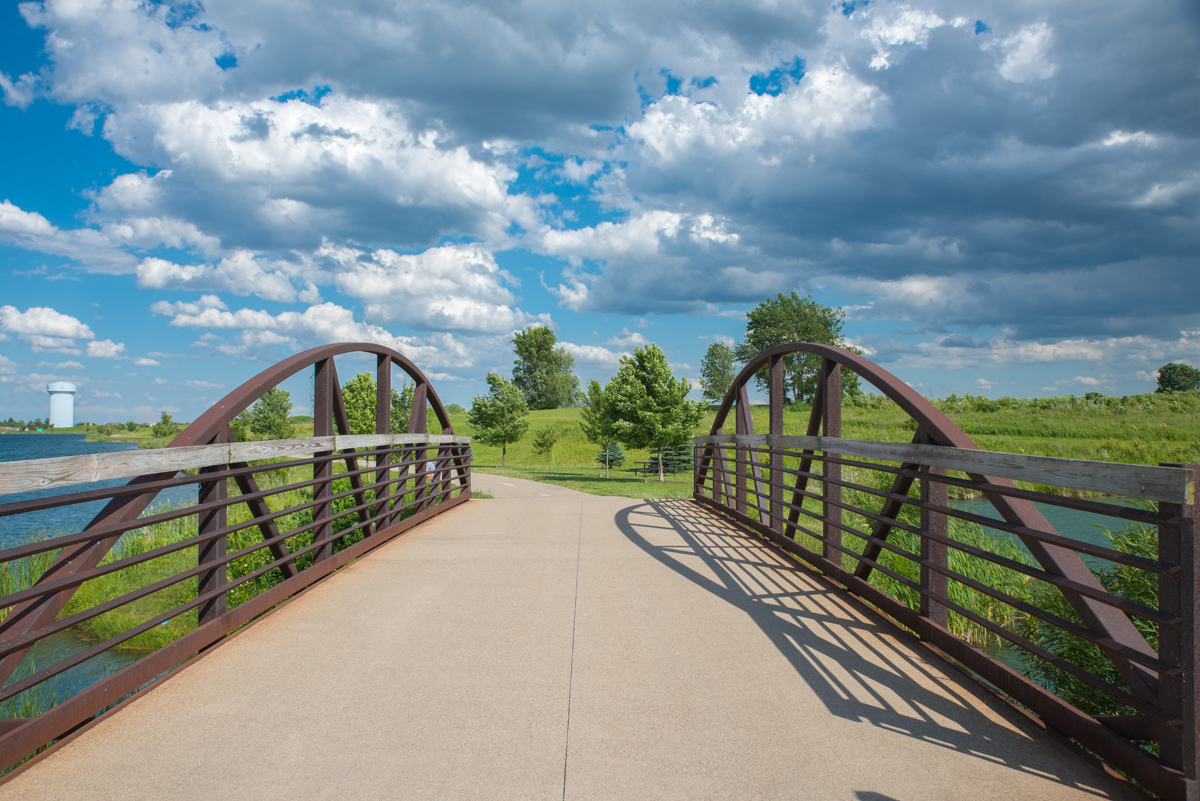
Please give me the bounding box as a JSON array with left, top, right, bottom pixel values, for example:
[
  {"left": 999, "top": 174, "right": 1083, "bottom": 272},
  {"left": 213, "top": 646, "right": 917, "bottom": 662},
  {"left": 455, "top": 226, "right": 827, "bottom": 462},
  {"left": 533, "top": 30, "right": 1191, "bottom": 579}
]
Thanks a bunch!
[{"left": 1, "top": 0, "right": 1198, "bottom": 422}]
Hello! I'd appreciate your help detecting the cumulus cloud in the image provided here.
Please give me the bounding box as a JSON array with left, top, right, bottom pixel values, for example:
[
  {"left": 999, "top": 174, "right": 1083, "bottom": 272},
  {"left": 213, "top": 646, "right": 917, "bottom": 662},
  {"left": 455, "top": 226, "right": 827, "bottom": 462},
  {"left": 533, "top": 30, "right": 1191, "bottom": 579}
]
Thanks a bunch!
[
  {"left": 990, "top": 22, "right": 1056, "bottom": 83},
  {"left": 151, "top": 297, "right": 475, "bottom": 366},
  {"left": 0, "top": 305, "right": 95, "bottom": 353},
  {"left": 87, "top": 339, "right": 127, "bottom": 359}
]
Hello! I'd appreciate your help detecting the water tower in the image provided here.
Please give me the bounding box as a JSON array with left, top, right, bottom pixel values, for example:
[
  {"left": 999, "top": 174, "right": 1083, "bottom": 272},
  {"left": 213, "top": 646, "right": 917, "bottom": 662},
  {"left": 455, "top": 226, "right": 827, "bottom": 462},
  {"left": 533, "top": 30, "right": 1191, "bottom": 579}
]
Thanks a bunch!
[{"left": 47, "top": 382, "right": 77, "bottom": 428}]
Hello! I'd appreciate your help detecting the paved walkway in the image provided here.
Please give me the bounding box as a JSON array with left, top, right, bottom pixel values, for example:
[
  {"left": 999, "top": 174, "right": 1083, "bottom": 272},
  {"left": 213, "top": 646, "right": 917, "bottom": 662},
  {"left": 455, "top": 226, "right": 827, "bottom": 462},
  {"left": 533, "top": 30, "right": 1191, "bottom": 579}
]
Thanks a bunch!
[{"left": 6, "top": 475, "right": 1134, "bottom": 800}]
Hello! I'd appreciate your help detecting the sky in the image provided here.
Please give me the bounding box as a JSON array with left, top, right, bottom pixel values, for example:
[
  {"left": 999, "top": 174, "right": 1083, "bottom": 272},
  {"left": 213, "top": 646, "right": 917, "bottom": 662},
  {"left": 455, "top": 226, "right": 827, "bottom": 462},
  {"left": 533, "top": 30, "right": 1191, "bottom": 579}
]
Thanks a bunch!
[{"left": 1, "top": 0, "right": 1198, "bottom": 422}]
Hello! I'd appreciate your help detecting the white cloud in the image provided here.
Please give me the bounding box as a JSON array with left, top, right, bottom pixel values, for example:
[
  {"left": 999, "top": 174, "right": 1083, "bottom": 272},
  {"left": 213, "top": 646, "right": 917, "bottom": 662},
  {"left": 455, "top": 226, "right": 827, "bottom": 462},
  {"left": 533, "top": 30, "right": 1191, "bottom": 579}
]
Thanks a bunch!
[
  {"left": 327, "top": 242, "right": 548, "bottom": 333},
  {"left": 861, "top": 5, "right": 947, "bottom": 70},
  {"left": 560, "top": 158, "right": 603, "bottom": 184},
  {"left": 0, "top": 305, "right": 96, "bottom": 353},
  {"left": 1103, "top": 130, "right": 1157, "bottom": 147},
  {"left": 559, "top": 341, "right": 625, "bottom": 367},
  {"left": 153, "top": 298, "right": 474, "bottom": 366},
  {"left": 134, "top": 357, "right": 161, "bottom": 366},
  {"left": 991, "top": 23, "right": 1057, "bottom": 83},
  {"left": 136, "top": 253, "right": 302, "bottom": 303},
  {"left": 0, "top": 355, "right": 16, "bottom": 374},
  {"left": 87, "top": 339, "right": 127, "bottom": 359}
]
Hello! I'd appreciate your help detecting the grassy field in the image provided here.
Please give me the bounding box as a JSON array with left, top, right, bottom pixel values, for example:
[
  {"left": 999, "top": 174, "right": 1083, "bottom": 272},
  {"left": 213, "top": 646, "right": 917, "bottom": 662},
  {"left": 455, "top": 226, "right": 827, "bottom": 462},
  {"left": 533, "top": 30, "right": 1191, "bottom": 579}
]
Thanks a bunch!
[{"left": 452, "top": 391, "right": 1200, "bottom": 497}]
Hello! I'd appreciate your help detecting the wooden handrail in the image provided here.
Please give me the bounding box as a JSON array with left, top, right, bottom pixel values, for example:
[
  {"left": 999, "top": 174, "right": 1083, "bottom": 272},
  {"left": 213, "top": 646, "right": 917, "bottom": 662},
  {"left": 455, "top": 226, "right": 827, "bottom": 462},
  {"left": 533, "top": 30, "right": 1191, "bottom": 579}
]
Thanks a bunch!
[{"left": 0, "top": 434, "right": 471, "bottom": 496}]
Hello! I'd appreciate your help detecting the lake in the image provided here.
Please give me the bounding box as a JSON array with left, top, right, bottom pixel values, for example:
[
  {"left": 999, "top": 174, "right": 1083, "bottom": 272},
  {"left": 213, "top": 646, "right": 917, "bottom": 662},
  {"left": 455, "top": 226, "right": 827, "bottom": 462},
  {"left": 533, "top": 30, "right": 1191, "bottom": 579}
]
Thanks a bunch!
[{"left": 0, "top": 434, "right": 196, "bottom": 707}]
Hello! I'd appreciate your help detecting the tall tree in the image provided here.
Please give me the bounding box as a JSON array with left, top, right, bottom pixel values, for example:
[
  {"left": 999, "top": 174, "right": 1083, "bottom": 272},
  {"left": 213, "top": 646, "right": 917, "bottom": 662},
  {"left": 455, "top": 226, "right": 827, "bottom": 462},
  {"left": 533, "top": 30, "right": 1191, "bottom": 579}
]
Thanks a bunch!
[
  {"left": 699, "top": 341, "right": 737, "bottom": 404},
  {"left": 340, "top": 372, "right": 416, "bottom": 434},
  {"left": 467, "top": 373, "right": 529, "bottom": 467},
  {"left": 580, "top": 379, "right": 618, "bottom": 477},
  {"left": 606, "top": 344, "right": 706, "bottom": 481},
  {"left": 1156, "top": 363, "right": 1200, "bottom": 393},
  {"left": 250, "top": 387, "right": 294, "bottom": 440},
  {"left": 512, "top": 326, "right": 581, "bottom": 409},
  {"left": 734, "top": 292, "right": 860, "bottom": 403}
]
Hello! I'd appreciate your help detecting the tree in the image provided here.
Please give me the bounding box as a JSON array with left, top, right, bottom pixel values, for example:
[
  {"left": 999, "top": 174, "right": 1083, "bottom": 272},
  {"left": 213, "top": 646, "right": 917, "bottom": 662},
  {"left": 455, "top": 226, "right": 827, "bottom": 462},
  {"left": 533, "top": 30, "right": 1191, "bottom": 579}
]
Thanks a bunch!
[
  {"left": 699, "top": 342, "right": 737, "bottom": 404},
  {"left": 340, "top": 372, "right": 416, "bottom": 434},
  {"left": 530, "top": 426, "right": 562, "bottom": 468},
  {"left": 229, "top": 410, "right": 252, "bottom": 442},
  {"left": 595, "top": 442, "right": 627, "bottom": 469},
  {"left": 605, "top": 344, "right": 707, "bottom": 481},
  {"left": 445, "top": 403, "right": 466, "bottom": 415},
  {"left": 580, "top": 379, "right": 621, "bottom": 477},
  {"left": 1157, "top": 363, "right": 1200, "bottom": 393},
  {"left": 467, "top": 373, "right": 529, "bottom": 467},
  {"left": 734, "top": 292, "right": 860, "bottom": 404},
  {"left": 250, "top": 387, "right": 295, "bottom": 440},
  {"left": 511, "top": 326, "right": 581, "bottom": 409},
  {"left": 151, "top": 411, "right": 177, "bottom": 440},
  {"left": 125, "top": 421, "right": 139, "bottom": 432}
]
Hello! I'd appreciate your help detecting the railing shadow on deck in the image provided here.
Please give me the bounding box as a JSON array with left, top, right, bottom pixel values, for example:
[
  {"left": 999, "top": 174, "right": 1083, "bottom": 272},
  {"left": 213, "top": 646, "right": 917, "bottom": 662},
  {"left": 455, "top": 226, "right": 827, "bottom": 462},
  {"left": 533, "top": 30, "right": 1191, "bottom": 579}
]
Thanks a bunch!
[{"left": 613, "top": 499, "right": 1123, "bottom": 799}]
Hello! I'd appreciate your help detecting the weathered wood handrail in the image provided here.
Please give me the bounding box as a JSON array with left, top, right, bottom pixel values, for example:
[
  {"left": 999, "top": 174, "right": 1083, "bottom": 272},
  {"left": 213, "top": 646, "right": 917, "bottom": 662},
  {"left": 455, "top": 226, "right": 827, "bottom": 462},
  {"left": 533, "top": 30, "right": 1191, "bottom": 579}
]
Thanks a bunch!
[
  {"left": 696, "top": 434, "right": 1194, "bottom": 504},
  {"left": 0, "top": 434, "right": 472, "bottom": 497}
]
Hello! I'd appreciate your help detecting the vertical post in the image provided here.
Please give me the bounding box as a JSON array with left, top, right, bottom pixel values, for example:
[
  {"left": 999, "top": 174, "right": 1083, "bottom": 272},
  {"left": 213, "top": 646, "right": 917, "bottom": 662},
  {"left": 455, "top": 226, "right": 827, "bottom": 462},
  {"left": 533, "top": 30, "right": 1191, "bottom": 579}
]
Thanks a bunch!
[
  {"left": 409, "top": 383, "right": 428, "bottom": 511},
  {"left": 1158, "top": 462, "right": 1198, "bottom": 791},
  {"left": 197, "top": 430, "right": 227, "bottom": 629},
  {"left": 312, "top": 360, "right": 333, "bottom": 563},
  {"left": 375, "top": 355, "right": 392, "bottom": 531},
  {"left": 919, "top": 465, "right": 949, "bottom": 628},
  {"left": 735, "top": 385, "right": 748, "bottom": 515},
  {"left": 768, "top": 354, "right": 784, "bottom": 533},
  {"left": 821, "top": 359, "right": 842, "bottom": 564}
]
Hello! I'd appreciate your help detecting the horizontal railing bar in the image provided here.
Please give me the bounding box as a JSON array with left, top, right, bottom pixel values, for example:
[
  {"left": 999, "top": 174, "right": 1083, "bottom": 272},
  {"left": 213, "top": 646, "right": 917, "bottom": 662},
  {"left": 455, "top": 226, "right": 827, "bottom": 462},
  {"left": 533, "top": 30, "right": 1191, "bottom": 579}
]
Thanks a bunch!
[
  {"left": 700, "top": 494, "right": 1183, "bottom": 728},
  {"left": 699, "top": 468, "right": 1180, "bottom": 626},
  {"left": 0, "top": 465, "right": 413, "bottom": 611},
  {"left": 0, "top": 476, "right": 460, "bottom": 666},
  {"left": 700, "top": 456, "right": 1174, "bottom": 574},
  {"left": 0, "top": 486, "right": 465, "bottom": 698},
  {"left": 699, "top": 444, "right": 1171, "bottom": 525},
  {"left": 0, "top": 451, "right": 468, "bottom": 563},
  {"left": 0, "top": 435, "right": 471, "bottom": 497},
  {"left": 696, "top": 435, "right": 1193, "bottom": 504}
]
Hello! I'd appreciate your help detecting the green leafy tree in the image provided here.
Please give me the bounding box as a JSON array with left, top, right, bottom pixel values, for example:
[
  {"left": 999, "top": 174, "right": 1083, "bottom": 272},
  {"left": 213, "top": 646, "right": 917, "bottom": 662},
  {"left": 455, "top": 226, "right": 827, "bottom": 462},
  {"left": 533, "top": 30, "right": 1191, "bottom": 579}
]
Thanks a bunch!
[
  {"left": 530, "top": 426, "right": 562, "bottom": 468},
  {"left": 580, "top": 379, "right": 621, "bottom": 477},
  {"left": 151, "top": 411, "right": 177, "bottom": 440},
  {"left": 467, "top": 373, "right": 529, "bottom": 467},
  {"left": 1157, "top": 363, "right": 1200, "bottom": 393},
  {"left": 734, "top": 292, "right": 860, "bottom": 403},
  {"left": 606, "top": 344, "right": 706, "bottom": 481},
  {"left": 340, "top": 372, "right": 416, "bottom": 435},
  {"left": 699, "top": 342, "right": 737, "bottom": 404},
  {"left": 445, "top": 403, "right": 466, "bottom": 415},
  {"left": 125, "top": 421, "right": 139, "bottom": 432},
  {"left": 229, "top": 410, "right": 252, "bottom": 442},
  {"left": 511, "top": 326, "right": 581, "bottom": 409},
  {"left": 250, "top": 387, "right": 295, "bottom": 440}
]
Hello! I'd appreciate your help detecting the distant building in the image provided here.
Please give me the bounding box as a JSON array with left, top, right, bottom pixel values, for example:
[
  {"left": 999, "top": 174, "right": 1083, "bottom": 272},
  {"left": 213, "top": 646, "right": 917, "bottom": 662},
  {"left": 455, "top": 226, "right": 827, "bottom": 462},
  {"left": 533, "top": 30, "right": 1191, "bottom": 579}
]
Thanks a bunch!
[{"left": 47, "top": 382, "right": 77, "bottom": 428}]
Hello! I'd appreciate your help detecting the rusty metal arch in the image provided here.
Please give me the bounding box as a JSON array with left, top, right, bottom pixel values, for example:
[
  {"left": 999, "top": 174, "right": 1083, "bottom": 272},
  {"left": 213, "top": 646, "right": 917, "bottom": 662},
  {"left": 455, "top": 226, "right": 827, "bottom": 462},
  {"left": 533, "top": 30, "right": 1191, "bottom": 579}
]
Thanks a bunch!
[
  {"left": 704, "top": 342, "right": 1162, "bottom": 710},
  {"left": 0, "top": 343, "right": 457, "bottom": 685}
]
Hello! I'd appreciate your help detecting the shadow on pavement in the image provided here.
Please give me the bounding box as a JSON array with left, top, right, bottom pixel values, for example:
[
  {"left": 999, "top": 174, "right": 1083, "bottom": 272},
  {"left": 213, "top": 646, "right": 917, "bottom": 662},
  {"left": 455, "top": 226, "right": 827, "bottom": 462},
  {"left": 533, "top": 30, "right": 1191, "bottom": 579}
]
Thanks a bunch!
[{"left": 612, "top": 498, "right": 1119, "bottom": 799}]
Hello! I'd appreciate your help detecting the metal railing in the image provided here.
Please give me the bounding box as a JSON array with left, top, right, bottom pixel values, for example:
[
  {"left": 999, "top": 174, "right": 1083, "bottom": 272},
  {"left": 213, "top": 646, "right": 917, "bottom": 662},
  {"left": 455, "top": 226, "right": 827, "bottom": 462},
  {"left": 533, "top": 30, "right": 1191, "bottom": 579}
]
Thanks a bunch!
[
  {"left": 694, "top": 343, "right": 1197, "bottom": 800},
  {"left": 0, "top": 344, "right": 472, "bottom": 771}
]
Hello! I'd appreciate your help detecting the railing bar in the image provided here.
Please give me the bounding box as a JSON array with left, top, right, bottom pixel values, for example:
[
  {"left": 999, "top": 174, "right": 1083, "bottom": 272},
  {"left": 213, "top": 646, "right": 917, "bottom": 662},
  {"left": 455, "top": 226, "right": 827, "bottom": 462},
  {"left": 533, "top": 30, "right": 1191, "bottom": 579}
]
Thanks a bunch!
[
  {"left": 0, "top": 447, "right": 470, "bottom": 563},
  {"left": 0, "top": 465, "right": 460, "bottom": 613},
  {"left": 717, "top": 446, "right": 1168, "bottom": 524},
  {"left": 717, "top": 473, "right": 1181, "bottom": 629},
  {"left": 0, "top": 487, "right": 466, "bottom": 700},
  {"left": 716, "top": 454, "right": 1173, "bottom": 573},
  {"left": 0, "top": 482, "right": 400, "bottom": 634},
  {"left": 0, "top": 442, "right": 470, "bottom": 522}
]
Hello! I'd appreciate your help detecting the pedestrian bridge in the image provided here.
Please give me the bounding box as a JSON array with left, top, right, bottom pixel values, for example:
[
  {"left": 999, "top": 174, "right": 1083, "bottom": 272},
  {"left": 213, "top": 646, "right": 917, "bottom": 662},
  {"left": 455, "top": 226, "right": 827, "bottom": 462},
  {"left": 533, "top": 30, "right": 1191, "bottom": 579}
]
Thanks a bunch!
[
  {"left": 0, "top": 342, "right": 1193, "bottom": 799},
  {"left": 2, "top": 475, "right": 1135, "bottom": 800}
]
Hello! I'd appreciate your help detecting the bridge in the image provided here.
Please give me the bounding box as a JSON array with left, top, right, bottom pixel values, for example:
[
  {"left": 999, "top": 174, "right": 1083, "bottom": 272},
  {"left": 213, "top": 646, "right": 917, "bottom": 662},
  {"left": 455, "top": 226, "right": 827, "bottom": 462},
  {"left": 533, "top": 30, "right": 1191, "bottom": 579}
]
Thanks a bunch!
[{"left": 0, "top": 343, "right": 1194, "bottom": 799}]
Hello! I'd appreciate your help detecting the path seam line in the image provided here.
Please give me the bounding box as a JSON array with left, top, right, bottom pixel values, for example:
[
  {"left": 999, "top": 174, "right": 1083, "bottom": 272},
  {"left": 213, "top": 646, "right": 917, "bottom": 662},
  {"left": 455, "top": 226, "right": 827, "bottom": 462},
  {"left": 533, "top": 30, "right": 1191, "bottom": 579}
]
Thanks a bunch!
[{"left": 562, "top": 501, "right": 583, "bottom": 801}]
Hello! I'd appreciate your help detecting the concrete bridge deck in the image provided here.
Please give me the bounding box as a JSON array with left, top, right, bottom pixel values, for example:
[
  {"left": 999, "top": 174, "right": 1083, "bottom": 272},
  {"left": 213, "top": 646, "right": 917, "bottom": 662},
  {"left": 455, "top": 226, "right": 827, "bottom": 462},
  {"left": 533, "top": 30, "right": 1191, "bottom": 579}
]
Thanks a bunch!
[{"left": 5, "top": 475, "right": 1134, "bottom": 800}]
